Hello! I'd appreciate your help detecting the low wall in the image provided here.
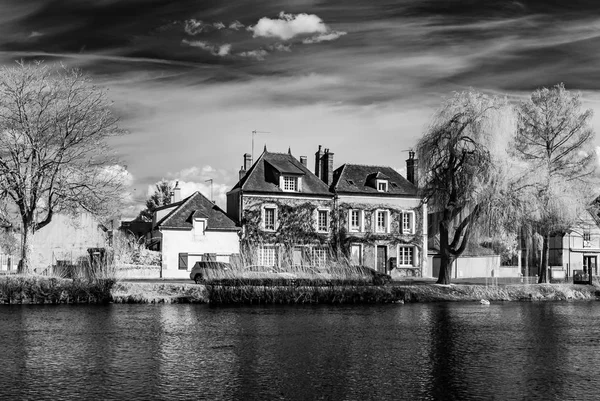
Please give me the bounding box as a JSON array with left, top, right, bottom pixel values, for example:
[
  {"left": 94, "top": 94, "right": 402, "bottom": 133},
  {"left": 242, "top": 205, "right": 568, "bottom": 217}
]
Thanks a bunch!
[{"left": 114, "top": 265, "right": 161, "bottom": 279}]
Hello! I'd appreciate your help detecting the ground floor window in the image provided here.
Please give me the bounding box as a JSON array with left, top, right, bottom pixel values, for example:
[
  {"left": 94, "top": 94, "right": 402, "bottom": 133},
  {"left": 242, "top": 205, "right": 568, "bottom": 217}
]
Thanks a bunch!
[
  {"left": 398, "top": 247, "right": 413, "bottom": 266},
  {"left": 259, "top": 246, "right": 277, "bottom": 266},
  {"left": 349, "top": 244, "right": 362, "bottom": 266},
  {"left": 312, "top": 247, "right": 328, "bottom": 267}
]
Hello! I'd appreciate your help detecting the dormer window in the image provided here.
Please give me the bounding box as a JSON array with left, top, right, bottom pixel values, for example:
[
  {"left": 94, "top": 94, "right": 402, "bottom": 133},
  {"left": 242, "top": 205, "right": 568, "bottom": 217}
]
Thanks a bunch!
[
  {"left": 281, "top": 175, "right": 301, "bottom": 192},
  {"left": 377, "top": 180, "right": 388, "bottom": 192}
]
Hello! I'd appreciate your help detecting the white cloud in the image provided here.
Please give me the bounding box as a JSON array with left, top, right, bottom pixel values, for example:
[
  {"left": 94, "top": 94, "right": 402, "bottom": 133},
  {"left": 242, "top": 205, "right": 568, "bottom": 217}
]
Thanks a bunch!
[
  {"left": 29, "top": 31, "right": 43, "bottom": 38},
  {"left": 229, "top": 20, "right": 244, "bottom": 30},
  {"left": 249, "top": 12, "right": 328, "bottom": 40},
  {"left": 181, "top": 40, "right": 231, "bottom": 57},
  {"left": 217, "top": 44, "right": 231, "bottom": 56},
  {"left": 184, "top": 19, "right": 205, "bottom": 35},
  {"left": 238, "top": 49, "right": 268, "bottom": 60},
  {"left": 269, "top": 43, "right": 292, "bottom": 52},
  {"left": 213, "top": 22, "right": 226, "bottom": 30},
  {"left": 302, "top": 31, "right": 347, "bottom": 44}
]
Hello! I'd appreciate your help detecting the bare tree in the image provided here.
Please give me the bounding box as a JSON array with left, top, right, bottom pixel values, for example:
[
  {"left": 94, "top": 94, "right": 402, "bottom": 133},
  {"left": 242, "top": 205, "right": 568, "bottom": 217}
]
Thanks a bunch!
[
  {"left": 136, "top": 179, "right": 173, "bottom": 222},
  {"left": 417, "top": 91, "right": 516, "bottom": 284},
  {"left": 0, "top": 62, "right": 126, "bottom": 273},
  {"left": 514, "top": 83, "right": 597, "bottom": 283}
]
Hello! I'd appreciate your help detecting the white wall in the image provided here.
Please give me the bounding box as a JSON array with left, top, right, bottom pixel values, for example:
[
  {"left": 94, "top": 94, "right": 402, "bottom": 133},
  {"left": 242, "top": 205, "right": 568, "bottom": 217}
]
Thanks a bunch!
[
  {"left": 160, "top": 228, "right": 240, "bottom": 279},
  {"left": 31, "top": 213, "right": 108, "bottom": 269}
]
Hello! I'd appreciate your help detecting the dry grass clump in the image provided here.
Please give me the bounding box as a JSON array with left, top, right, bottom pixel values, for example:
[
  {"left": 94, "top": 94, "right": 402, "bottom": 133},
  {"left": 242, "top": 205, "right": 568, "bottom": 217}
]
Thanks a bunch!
[
  {"left": 111, "top": 282, "right": 208, "bottom": 303},
  {"left": 0, "top": 275, "right": 115, "bottom": 304}
]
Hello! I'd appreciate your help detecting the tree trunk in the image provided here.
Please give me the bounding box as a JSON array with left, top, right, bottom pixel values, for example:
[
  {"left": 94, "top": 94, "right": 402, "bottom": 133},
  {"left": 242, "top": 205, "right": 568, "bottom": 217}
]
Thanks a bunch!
[
  {"left": 18, "top": 222, "right": 34, "bottom": 274},
  {"left": 436, "top": 220, "right": 454, "bottom": 284},
  {"left": 538, "top": 234, "right": 549, "bottom": 283}
]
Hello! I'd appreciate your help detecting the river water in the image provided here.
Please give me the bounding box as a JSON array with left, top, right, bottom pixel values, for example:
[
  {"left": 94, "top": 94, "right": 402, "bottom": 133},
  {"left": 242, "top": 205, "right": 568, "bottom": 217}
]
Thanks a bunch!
[{"left": 0, "top": 302, "right": 599, "bottom": 400}]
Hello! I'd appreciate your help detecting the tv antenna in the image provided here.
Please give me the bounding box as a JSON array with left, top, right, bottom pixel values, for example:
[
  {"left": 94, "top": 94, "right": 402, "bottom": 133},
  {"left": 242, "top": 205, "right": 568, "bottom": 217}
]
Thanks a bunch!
[
  {"left": 205, "top": 179, "right": 213, "bottom": 202},
  {"left": 252, "top": 130, "right": 270, "bottom": 160}
]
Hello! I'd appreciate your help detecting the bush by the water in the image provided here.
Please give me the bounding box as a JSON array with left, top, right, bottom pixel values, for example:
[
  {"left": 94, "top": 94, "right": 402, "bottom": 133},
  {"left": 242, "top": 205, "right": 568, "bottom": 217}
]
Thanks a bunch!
[{"left": 0, "top": 276, "right": 115, "bottom": 304}]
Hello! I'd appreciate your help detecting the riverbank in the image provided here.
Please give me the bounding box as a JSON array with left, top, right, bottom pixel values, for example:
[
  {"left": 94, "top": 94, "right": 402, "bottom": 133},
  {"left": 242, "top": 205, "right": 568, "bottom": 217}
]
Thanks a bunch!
[{"left": 1, "top": 276, "right": 598, "bottom": 304}]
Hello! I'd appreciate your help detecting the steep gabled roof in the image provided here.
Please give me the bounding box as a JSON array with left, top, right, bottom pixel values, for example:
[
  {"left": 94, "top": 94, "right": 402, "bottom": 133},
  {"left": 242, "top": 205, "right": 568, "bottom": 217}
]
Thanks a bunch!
[
  {"left": 155, "top": 191, "right": 239, "bottom": 231},
  {"left": 331, "top": 164, "right": 418, "bottom": 196},
  {"left": 231, "top": 151, "right": 332, "bottom": 196}
]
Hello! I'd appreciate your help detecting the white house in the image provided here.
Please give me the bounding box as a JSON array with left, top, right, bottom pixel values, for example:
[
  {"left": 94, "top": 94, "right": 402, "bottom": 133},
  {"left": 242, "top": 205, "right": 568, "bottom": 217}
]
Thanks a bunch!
[{"left": 150, "top": 189, "right": 240, "bottom": 279}]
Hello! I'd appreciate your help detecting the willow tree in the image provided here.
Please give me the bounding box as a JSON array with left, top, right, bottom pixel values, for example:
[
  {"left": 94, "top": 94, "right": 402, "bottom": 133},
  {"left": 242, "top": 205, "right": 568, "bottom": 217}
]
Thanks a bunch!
[
  {"left": 514, "top": 83, "right": 596, "bottom": 283},
  {"left": 0, "top": 62, "right": 126, "bottom": 273},
  {"left": 417, "top": 91, "right": 516, "bottom": 284}
]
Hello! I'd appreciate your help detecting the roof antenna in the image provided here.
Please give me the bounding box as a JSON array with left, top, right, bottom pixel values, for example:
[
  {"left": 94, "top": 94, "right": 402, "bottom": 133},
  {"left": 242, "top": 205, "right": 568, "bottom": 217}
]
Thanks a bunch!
[{"left": 252, "top": 130, "right": 270, "bottom": 161}]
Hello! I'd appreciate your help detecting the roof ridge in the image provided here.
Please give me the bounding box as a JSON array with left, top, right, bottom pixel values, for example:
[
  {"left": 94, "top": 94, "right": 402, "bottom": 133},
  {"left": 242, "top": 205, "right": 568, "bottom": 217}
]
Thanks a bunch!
[{"left": 159, "top": 192, "right": 200, "bottom": 227}]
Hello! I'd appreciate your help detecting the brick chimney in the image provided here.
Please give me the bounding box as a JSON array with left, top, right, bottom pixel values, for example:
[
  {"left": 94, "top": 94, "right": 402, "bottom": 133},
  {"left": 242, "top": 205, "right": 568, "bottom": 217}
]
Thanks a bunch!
[
  {"left": 315, "top": 145, "right": 324, "bottom": 178},
  {"left": 300, "top": 156, "right": 307, "bottom": 167},
  {"left": 406, "top": 151, "right": 418, "bottom": 186},
  {"left": 239, "top": 153, "right": 252, "bottom": 180},
  {"left": 322, "top": 148, "right": 334, "bottom": 185},
  {"left": 173, "top": 181, "right": 181, "bottom": 202}
]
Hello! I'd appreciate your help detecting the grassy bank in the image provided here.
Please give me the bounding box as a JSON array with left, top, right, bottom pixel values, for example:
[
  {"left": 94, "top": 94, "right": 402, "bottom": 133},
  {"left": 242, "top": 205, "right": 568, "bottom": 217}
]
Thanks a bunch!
[
  {"left": 0, "top": 275, "right": 114, "bottom": 304},
  {"left": 205, "top": 282, "right": 600, "bottom": 305},
  {"left": 2, "top": 276, "right": 598, "bottom": 304}
]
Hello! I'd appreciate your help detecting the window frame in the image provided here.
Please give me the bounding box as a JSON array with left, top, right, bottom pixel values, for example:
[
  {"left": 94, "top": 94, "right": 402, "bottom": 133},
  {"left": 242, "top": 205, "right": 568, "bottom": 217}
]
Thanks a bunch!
[
  {"left": 398, "top": 246, "right": 414, "bottom": 266},
  {"left": 375, "top": 209, "right": 390, "bottom": 233},
  {"left": 263, "top": 205, "right": 277, "bottom": 231},
  {"left": 349, "top": 209, "right": 363, "bottom": 232},
  {"left": 376, "top": 179, "right": 388, "bottom": 192},
  {"left": 317, "top": 209, "right": 329, "bottom": 232},
  {"left": 401, "top": 211, "right": 416, "bottom": 235},
  {"left": 258, "top": 245, "right": 277, "bottom": 266}
]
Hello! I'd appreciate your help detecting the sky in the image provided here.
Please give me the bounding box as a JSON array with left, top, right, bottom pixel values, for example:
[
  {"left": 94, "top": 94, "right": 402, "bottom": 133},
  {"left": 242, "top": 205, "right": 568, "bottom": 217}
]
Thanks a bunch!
[{"left": 2, "top": 0, "right": 600, "bottom": 218}]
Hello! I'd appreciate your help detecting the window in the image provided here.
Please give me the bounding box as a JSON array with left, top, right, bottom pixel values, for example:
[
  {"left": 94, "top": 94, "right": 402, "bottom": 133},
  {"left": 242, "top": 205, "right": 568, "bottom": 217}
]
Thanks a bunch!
[
  {"left": 193, "top": 218, "right": 206, "bottom": 238},
  {"left": 376, "top": 210, "right": 389, "bottom": 233},
  {"left": 584, "top": 231, "right": 592, "bottom": 247},
  {"left": 349, "top": 209, "right": 362, "bottom": 232},
  {"left": 350, "top": 244, "right": 362, "bottom": 266},
  {"left": 402, "top": 212, "right": 415, "bottom": 234},
  {"left": 264, "top": 207, "right": 276, "bottom": 231},
  {"left": 259, "top": 246, "right": 276, "bottom": 266},
  {"left": 312, "top": 247, "right": 328, "bottom": 267},
  {"left": 377, "top": 180, "right": 388, "bottom": 192},
  {"left": 318, "top": 210, "right": 329, "bottom": 232},
  {"left": 398, "top": 247, "right": 413, "bottom": 266},
  {"left": 282, "top": 176, "right": 298, "bottom": 192}
]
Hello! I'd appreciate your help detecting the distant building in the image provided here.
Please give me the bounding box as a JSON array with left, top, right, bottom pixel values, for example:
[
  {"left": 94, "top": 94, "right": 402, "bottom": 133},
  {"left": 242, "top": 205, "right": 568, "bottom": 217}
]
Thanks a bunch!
[{"left": 149, "top": 188, "right": 240, "bottom": 278}]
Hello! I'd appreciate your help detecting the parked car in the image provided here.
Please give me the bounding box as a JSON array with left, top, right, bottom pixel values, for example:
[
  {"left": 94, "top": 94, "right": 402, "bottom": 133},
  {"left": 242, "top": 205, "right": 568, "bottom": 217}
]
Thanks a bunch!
[{"left": 190, "top": 261, "right": 231, "bottom": 284}]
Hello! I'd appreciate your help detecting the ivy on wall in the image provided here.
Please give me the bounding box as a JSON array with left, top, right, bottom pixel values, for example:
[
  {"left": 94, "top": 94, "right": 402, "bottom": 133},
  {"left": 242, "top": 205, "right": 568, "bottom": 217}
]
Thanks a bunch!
[{"left": 241, "top": 200, "right": 329, "bottom": 249}]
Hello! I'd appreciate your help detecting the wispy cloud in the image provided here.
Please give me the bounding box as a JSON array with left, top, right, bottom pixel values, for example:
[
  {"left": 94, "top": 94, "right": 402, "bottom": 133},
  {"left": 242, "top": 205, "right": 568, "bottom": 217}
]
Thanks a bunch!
[
  {"left": 229, "top": 20, "right": 244, "bottom": 30},
  {"left": 181, "top": 39, "right": 231, "bottom": 56},
  {"left": 238, "top": 49, "right": 268, "bottom": 60},
  {"left": 302, "top": 31, "right": 347, "bottom": 44},
  {"left": 249, "top": 12, "right": 328, "bottom": 41}
]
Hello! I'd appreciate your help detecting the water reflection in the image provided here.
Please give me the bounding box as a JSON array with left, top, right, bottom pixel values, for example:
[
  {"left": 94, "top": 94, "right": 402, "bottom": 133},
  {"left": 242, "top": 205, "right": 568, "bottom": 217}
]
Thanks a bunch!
[{"left": 1, "top": 303, "right": 600, "bottom": 400}]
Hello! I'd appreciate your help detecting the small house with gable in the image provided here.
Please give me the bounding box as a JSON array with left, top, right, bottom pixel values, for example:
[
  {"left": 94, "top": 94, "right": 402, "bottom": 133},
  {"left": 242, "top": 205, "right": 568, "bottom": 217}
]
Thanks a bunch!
[{"left": 150, "top": 188, "right": 240, "bottom": 278}]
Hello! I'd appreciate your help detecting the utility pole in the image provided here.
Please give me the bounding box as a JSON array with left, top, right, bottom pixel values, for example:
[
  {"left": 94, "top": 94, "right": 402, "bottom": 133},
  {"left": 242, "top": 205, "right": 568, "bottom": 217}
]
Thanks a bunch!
[
  {"left": 252, "top": 130, "right": 270, "bottom": 161},
  {"left": 205, "top": 179, "right": 213, "bottom": 202}
]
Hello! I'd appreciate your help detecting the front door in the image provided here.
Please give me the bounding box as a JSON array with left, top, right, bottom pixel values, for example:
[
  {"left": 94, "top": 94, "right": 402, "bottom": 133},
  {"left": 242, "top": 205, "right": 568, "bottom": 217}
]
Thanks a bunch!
[
  {"left": 584, "top": 256, "right": 597, "bottom": 276},
  {"left": 376, "top": 246, "right": 387, "bottom": 274}
]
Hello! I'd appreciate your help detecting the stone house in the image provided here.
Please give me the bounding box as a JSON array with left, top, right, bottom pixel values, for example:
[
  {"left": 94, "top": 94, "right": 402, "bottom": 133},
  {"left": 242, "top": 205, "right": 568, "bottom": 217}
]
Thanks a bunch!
[
  {"left": 226, "top": 147, "right": 428, "bottom": 277},
  {"left": 226, "top": 148, "right": 334, "bottom": 268},
  {"left": 329, "top": 152, "right": 427, "bottom": 278},
  {"left": 149, "top": 188, "right": 240, "bottom": 278}
]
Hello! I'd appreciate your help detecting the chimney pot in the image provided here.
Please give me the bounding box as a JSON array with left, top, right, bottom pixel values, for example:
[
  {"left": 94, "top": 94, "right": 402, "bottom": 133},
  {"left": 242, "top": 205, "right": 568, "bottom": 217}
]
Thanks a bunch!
[{"left": 300, "top": 156, "right": 307, "bottom": 167}]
